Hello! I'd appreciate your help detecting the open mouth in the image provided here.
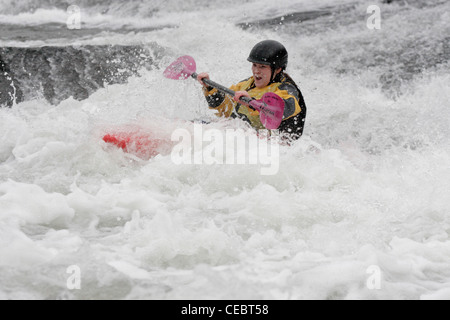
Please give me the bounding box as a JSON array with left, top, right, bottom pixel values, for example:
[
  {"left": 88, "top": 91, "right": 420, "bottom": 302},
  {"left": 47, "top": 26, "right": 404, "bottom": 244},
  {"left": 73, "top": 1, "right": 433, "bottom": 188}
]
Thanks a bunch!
[{"left": 255, "top": 75, "right": 263, "bottom": 81}]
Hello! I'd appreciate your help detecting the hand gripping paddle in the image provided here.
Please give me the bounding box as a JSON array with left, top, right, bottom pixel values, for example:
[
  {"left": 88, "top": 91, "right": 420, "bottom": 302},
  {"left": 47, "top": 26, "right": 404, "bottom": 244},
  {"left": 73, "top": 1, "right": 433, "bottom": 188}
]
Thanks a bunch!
[{"left": 163, "top": 55, "right": 285, "bottom": 130}]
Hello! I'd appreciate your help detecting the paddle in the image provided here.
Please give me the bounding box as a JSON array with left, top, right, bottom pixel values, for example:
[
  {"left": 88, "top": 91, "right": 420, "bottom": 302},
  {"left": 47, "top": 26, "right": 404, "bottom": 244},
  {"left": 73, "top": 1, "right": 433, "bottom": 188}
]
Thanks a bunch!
[{"left": 163, "top": 55, "right": 285, "bottom": 130}]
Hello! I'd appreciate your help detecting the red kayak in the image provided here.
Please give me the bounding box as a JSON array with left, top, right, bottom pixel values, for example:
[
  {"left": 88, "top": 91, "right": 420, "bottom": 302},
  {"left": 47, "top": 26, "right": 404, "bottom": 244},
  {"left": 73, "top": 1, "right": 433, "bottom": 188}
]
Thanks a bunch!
[{"left": 102, "top": 128, "right": 172, "bottom": 159}]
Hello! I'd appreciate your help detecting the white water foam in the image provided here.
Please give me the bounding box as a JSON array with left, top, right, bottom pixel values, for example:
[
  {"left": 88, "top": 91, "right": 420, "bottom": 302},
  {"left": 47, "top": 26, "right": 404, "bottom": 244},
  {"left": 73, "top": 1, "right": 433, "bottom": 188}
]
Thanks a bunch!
[{"left": 1, "top": 0, "right": 449, "bottom": 300}]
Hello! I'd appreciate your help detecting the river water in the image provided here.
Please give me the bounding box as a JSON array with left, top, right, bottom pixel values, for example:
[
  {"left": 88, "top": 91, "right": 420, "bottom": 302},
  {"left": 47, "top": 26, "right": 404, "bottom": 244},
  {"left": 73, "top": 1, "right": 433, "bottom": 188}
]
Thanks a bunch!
[{"left": 0, "top": 0, "right": 449, "bottom": 300}]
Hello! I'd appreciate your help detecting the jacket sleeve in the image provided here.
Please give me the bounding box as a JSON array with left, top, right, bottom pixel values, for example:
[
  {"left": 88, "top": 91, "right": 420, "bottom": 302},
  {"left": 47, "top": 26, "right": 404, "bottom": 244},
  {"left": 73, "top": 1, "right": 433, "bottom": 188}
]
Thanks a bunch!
[
  {"left": 274, "top": 82, "right": 304, "bottom": 120},
  {"left": 202, "top": 84, "right": 239, "bottom": 118}
]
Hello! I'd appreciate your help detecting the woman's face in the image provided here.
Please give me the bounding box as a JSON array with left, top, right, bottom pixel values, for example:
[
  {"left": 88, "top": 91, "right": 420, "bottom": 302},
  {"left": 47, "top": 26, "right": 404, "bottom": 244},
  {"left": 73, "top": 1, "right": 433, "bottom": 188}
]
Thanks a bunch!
[{"left": 252, "top": 63, "right": 272, "bottom": 88}]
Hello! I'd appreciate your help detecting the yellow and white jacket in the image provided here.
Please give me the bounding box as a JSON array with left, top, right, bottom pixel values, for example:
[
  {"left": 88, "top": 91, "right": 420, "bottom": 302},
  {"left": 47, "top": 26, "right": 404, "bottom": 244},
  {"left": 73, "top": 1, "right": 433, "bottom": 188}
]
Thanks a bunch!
[{"left": 203, "top": 73, "right": 306, "bottom": 139}]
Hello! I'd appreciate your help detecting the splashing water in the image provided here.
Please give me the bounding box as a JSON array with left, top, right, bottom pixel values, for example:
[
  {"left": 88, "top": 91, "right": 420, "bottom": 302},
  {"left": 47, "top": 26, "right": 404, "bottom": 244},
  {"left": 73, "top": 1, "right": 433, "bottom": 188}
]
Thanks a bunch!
[{"left": 0, "top": 0, "right": 449, "bottom": 300}]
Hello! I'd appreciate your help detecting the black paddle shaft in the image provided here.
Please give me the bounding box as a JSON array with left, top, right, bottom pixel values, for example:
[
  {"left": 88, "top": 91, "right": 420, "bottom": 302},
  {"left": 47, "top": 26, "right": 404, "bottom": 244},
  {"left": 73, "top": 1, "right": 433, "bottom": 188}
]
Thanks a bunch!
[{"left": 191, "top": 72, "right": 252, "bottom": 104}]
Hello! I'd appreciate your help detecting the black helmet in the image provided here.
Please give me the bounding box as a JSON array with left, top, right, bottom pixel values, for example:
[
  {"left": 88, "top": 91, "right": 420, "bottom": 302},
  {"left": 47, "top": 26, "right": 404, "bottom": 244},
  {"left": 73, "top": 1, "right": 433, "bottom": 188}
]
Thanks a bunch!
[{"left": 247, "top": 40, "right": 288, "bottom": 70}]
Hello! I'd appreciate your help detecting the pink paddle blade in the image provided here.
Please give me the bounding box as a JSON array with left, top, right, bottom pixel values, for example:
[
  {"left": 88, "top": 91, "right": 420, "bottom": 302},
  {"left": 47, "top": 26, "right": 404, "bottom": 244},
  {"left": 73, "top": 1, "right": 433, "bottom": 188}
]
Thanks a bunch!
[
  {"left": 163, "top": 55, "right": 196, "bottom": 80},
  {"left": 250, "top": 92, "right": 285, "bottom": 130}
]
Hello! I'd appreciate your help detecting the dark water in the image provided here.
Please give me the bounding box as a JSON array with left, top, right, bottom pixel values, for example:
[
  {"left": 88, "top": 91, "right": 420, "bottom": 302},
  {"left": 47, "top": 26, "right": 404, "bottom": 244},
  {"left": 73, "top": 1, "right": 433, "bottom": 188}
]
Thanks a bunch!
[
  {"left": 1, "top": 0, "right": 448, "bottom": 108},
  {"left": 0, "top": 44, "right": 165, "bottom": 106},
  {"left": 241, "top": 0, "right": 449, "bottom": 99}
]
